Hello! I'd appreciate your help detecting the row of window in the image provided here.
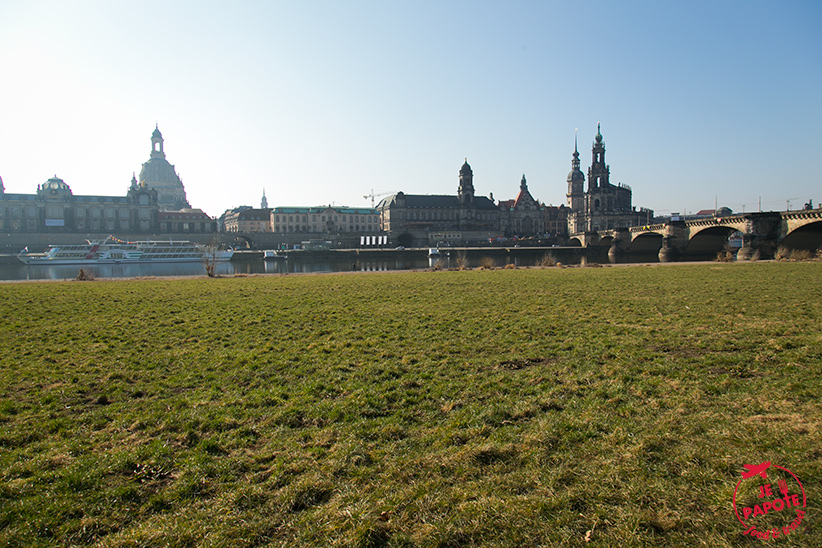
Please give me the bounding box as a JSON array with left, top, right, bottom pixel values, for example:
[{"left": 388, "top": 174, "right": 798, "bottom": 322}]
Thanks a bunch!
[
  {"left": 159, "top": 223, "right": 215, "bottom": 232},
  {"left": 160, "top": 215, "right": 207, "bottom": 221},
  {"left": 0, "top": 206, "right": 153, "bottom": 220},
  {"left": 273, "top": 225, "right": 368, "bottom": 233},
  {"left": 272, "top": 214, "right": 376, "bottom": 223},
  {"left": 226, "top": 223, "right": 379, "bottom": 234},
  {"left": 0, "top": 217, "right": 213, "bottom": 233},
  {"left": 0, "top": 219, "right": 146, "bottom": 231},
  {"left": 403, "top": 210, "right": 500, "bottom": 222}
]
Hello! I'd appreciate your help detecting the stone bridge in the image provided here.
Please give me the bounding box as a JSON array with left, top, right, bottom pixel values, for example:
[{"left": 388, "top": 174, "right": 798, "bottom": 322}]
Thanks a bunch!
[{"left": 568, "top": 210, "right": 822, "bottom": 262}]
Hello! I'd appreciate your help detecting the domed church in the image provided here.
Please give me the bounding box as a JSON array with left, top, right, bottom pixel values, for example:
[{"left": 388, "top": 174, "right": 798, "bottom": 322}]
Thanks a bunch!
[{"left": 139, "top": 125, "right": 191, "bottom": 210}]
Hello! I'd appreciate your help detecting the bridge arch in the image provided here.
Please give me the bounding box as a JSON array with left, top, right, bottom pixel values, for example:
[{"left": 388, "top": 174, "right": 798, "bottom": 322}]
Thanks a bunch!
[
  {"left": 232, "top": 235, "right": 253, "bottom": 249},
  {"left": 629, "top": 232, "right": 663, "bottom": 253},
  {"left": 781, "top": 219, "right": 822, "bottom": 251},
  {"left": 683, "top": 226, "right": 740, "bottom": 260},
  {"left": 567, "top": 237, "right": 582, "bottom": 247},
  {"left": 396, "top": 233, "right": 414, "bottom": 248}
]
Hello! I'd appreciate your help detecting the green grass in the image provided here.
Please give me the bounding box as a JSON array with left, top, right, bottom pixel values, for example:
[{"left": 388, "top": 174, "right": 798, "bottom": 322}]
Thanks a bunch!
[{"left": 0, "top": 263, "right": 820, "bottom": 547}]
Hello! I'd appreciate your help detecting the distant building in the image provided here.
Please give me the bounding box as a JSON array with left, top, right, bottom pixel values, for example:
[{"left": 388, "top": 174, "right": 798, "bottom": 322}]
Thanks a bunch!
[
  {"left": 0, "top": 126, "right": 217, "bottom": 235},
  {"left": 270, "top": 206, "right": 379, "bottom": 234},
  {"left": 543, "top": 204, "right": 569, "bottom": 238},
  {"left": 566, "top": 125, "right": 653, "bottom": 234},
  {"left": 229, "top": 208, "right": 272, "bottom": 233},
  {"left": 139, "top": 125, "right": 191, "bottom": 210},
  {"left": 158, "top": 209, "right": 218, "bottom": 233},
  {"left": 377, "top": 160, "right": 501, "bottom": 247},
  {"left": 222, "top": 205, "right": 380, "bottom": 236},
  {"left": 220, "top": 206, "right": 252, "bottom": 232},
  {"left": 694, "top": 207, "right": 733, "bottom": 219},
  {"left": 0, "top": 174, "right": 159, "bottom": 233},
  {"left": 498, "top": 175, "right": 544, "bottom": 236}
]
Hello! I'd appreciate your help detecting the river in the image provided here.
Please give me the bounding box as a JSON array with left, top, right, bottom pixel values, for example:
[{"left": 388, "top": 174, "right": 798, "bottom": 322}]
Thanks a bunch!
[{"left": 0, "top": 247, "right": 665, "bottom": 282}]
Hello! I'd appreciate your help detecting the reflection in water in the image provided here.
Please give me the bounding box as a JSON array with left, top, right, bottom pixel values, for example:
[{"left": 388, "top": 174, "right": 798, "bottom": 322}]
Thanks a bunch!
[
  {"left": 0, "top": 249, "right": 607, "bottom": 282},
  {"left": 0, "top": 256, "right": 435, "bottom": 281}
]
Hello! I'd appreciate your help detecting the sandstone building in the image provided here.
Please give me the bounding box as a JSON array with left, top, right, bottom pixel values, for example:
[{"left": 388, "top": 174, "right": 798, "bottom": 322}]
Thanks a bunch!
[
  {"left": 0, "top": 174, "right": 159, "bottom": 234},
  {"left": 222, "top": 205, "right": 379, "bottom": 235},
  {"left": 497, "top": 175, "right": 544, "bottom": 236},
  {"left": 377, "top": 160, "right": 501, "bottom": 247},
  {"left": 0, "top": 127, "right": 216, "bottom": 237},
  {"left": 566, "top": 125, "right": 653, "bottom": 234},
  {"left": 139, "top": 125, "right": 191, "bottom": 210}
]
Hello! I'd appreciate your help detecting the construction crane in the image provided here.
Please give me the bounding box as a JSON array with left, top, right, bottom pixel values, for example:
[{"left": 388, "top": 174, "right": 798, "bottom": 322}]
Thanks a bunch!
[{"left": 363, "top": 189, "right": 396, "bottom": 208}]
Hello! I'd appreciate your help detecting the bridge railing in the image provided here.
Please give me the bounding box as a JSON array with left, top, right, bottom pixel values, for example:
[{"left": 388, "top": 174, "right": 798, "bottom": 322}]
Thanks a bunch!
[{"left": 629, "top": 224, "right": 666, "bottom": 233}]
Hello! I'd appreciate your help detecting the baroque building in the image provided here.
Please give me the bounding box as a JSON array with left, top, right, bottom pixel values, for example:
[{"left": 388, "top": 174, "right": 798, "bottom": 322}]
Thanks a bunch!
[
  {"left": 497, "top": 175, "right": 545, "bottom": 237},
  {"left": 0, "top": 127, "right": 217, "bottom": 238},
  {"left": 139, "top": 125, "right": 191, "bottom": 210},
  {"left": 377, "top": 160, "right": 501, "bottom": 247},
  {"left": 0, "top": 174, "right": 159, "bottom": 233},
  {"left": 270, "top": 206, "right": 378, "bottom": 234},
  {"left": 566, "top": 125, "right": 653, "bottom": 234},
  {"left": 223, "top": 205, "right": 379, "bottom": 235}
]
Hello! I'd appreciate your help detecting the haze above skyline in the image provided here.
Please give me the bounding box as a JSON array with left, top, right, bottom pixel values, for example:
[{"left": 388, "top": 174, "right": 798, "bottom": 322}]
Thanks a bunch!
[{"left": 1, "top": 1, "right": 820, "bottom": 218}]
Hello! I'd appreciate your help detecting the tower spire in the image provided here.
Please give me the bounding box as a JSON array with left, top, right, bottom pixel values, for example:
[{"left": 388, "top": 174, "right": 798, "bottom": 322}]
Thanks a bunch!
[{"left": 589, "top": 123, "right": 609, "bottom": 190}]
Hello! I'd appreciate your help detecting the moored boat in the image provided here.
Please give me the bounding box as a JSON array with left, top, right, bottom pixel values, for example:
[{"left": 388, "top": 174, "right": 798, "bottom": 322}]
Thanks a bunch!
[
  {"left": 262, "top": 250, "right": 288, "bottom": 260},
  {"left": 17, "top": 237, "right": 234, "bottom": 265}
]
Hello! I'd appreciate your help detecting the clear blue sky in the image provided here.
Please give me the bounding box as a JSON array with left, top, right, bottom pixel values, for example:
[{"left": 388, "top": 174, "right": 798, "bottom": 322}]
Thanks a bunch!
[{"left": 1, "top": 0, "right": 820, "bottom": 218}]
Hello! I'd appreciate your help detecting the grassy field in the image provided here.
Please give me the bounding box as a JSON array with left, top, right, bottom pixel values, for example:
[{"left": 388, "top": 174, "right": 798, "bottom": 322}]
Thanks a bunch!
[{"left": 0, "top": 262, "right": 820, "bottom": 547}]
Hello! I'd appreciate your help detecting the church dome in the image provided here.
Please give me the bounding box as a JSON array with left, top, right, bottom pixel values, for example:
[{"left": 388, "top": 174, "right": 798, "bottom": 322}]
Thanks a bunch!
[
  {"left": 460, "top": 160, "right": 472, "bottom": 175},
  {"left": 44, "top": 176, "right": 70, "bottom": 191},
  {"left": 152, "top": 126, "right": 162, "bottom": 139},
  {"left": 140, "top": 128, "right": 190, "bottom": 210},
  {"left": 141, "top": 157, "right": 180, "bottom": 184}
]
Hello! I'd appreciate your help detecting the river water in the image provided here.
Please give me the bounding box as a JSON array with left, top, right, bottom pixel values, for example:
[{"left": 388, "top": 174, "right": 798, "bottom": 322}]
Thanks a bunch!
[
  {"left": 0, "top": 255, "right": 439, "bottom": 281},
  {"left": 0, "top": 247, "right": 665, "bottom": 282}
]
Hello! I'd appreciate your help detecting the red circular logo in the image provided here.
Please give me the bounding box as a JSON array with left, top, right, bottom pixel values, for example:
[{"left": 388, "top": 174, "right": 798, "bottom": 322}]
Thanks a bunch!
[{"left": 732, "top": 462, "right": 807, "bottom": 539}]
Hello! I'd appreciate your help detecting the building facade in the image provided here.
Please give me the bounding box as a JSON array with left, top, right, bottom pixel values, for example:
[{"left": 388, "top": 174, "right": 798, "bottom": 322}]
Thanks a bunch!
[
  {"left": 270, "top": 206, "right": 378, "bottom": 235},
  {"left": 158, "top": 209, "right": 218, "bottom": 233},
  {"left": 223, "top": 208, "right": 272, "bottom": 233},
  {"left": 566, "top": 126, "right": 653, "bottom": 234},
  {"left": 0, "top": 175, "right": 159, "bottom": 234},
  {"left": 0, "top": 127, "right": 217, "bottom": 237},
  {"left": 377, "top": 160, "right": 501, "bottom": 247},
  {"left": 498, "top": 175, "right": 545, "bottom": 237},
  {"left": 223, "top": 205, "right": 380, "bottom": 235},
  {"left": 543, "top": 204, "right": 569, "bottom": 238}
]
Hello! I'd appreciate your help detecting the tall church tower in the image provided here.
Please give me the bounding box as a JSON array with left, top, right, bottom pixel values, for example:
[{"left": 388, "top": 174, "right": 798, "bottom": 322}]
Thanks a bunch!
[
  {"left": 587, "top": 123, "right": 610, "bottom": 190},
  {"left": 261, "top": 189, "right": 268, "bottom": 209},
  {"left": 566, "top": 132, "right": 586, "bottom": 235},
  {"left": 458, "top": 159, "right": 474, "bottom": 204},
  {"left": 566, "top": 132, "right": 585, "bottom": 210}
]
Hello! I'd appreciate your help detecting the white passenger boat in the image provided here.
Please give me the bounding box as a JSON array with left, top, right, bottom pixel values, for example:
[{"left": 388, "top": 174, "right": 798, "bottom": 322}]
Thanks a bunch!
[{"left": 17, "top": 237, "right": 234, "bottom": 265}]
